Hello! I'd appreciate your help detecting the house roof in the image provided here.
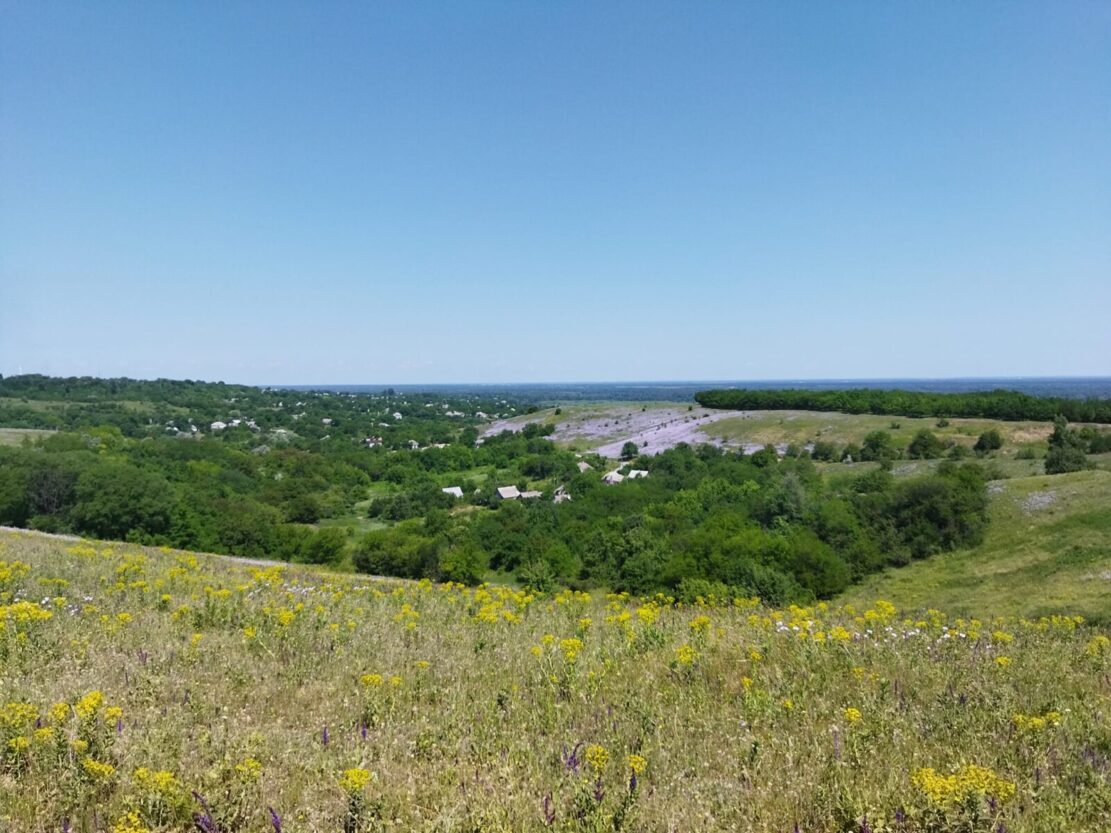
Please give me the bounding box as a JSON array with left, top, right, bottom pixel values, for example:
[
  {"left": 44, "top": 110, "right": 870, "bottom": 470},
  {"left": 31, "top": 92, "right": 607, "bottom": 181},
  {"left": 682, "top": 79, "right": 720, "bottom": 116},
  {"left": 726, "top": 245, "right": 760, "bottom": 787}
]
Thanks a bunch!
[
  {"left": 441, "top": 486, "right": 464, "bottom": 498},
  {"left": 496, "top": 486, "right": 521, "bottom": 499}
]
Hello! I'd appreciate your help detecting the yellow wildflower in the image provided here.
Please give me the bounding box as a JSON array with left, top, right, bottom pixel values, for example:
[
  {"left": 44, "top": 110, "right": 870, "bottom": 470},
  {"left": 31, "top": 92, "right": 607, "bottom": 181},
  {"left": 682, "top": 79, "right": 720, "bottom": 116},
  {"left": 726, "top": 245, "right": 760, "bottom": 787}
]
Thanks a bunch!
[
  {"left": 626, "top": 754, "right": 648, "bottom": 774},
  {"left": 339, "top": 767, "right": 373, "bottom": 793},
  {"left": 585, "top": 744, "right": 609, "bottom": 773}
]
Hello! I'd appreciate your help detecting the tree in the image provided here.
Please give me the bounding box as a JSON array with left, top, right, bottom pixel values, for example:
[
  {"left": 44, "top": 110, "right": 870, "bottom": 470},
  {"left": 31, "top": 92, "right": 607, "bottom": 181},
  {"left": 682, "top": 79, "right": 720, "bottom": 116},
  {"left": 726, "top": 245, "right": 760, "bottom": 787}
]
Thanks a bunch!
[
  {"left": 620, "top": 441, "right": 640, "bottom": 461},
  {"left": 973, "top": 429, "right": 1003, "bottom": 454},
  {"left": 860, "top": 431, "right": 897, "bottom": 462},
  {"left": 1044, "top": 416, "right": 1088, "bottom": 474},
  {"left": 70, "top": 463, "right": 175, "bottom": 541},
  {"left": 906, "top": 430, "right": 946, "bottom": 459}
]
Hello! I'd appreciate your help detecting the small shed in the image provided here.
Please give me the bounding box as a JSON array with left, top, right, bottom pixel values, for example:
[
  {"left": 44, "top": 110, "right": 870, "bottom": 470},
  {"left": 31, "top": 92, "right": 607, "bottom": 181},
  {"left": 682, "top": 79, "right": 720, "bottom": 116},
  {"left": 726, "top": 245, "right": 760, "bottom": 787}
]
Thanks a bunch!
[
  {"left": 495, "top": 486, "right": 521, "bottom": 500},
  {"left": 442, "top": 486, "right": 464, "bottom": 499}
]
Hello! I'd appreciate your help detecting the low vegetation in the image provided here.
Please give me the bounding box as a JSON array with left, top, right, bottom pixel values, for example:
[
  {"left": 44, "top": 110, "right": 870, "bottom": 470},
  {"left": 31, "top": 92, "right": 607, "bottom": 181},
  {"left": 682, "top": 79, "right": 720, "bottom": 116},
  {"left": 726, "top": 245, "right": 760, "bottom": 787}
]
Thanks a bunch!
[{"left": 1, "top": 530, "right": 1109, "bottom": 831}]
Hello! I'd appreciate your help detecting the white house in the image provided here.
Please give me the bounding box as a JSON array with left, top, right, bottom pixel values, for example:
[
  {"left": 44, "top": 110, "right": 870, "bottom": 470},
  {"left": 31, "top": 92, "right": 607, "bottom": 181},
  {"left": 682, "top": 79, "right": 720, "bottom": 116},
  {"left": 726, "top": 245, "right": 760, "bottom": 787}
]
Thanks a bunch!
[
  {"left": 553, "top": 485, "right": 572, "bottom": 504},
  {"left": 495, "top": 486, "right": 521, "bottom": 500},
  {"left": 210, "top": 421, "right": 227, "bottom": 431},
  {"left": 322, "top": 418, "right": 333, "bottom": 426},
  {"left": 576, "top": 461, "right": 594, "bottom": 473},
  {"left": 602, "top": 471, "right": 625, "bottom": 485},
  {"left": 442, "top": 486, "right": 464, "bottom": 499},
  {"left": 392, "top": 412, "right": 403, "bottom": 420},
  {"left": 520, "top": 490, "right": 542, "bottom": 500},
  {"left": 627, "top": 469, "right": 650, "bottom": 479}
]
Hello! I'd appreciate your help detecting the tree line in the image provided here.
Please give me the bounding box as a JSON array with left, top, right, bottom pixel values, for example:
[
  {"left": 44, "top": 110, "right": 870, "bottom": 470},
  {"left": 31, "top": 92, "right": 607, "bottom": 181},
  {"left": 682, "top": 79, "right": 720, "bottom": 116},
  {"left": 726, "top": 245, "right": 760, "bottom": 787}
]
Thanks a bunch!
[{"left": 695, "top": 388, "right": 1111, "bottom": 424}]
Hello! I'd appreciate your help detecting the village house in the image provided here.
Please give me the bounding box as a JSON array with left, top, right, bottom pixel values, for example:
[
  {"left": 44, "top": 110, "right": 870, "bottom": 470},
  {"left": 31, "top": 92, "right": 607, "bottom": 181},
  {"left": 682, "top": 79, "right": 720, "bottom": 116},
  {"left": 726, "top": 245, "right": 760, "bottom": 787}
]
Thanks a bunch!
[
  {"left": 553, "top": 485, "right": 572, "bottom": 504},
  {"left": 602, "top": 470, "right": 625, "bottom": 485},
  {"left": 576, "top": 461, "right": 594, "bottom": 473},
  {"left": 495, "top": 486, "right": 521, "bottom": 501},
  {"left": 627, "top": 470, "right": 650, "bottom": 479},
  {"left": 441, "top": 486, "right": 464, "bottom": 499},
  {"left": 520, "top": 490, "right": 542, "bottom": 500}
]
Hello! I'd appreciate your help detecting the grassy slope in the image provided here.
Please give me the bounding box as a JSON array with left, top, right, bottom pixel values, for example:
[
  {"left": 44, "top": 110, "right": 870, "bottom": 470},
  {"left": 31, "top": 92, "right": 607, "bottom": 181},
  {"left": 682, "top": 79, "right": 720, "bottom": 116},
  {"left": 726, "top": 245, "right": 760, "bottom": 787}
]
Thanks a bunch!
[
  {"left": 842, "top": 469, "right": 1111, "bottom": 623},
  {"left": 1, "top": 530, "right": 1108, "bottom": 831}
]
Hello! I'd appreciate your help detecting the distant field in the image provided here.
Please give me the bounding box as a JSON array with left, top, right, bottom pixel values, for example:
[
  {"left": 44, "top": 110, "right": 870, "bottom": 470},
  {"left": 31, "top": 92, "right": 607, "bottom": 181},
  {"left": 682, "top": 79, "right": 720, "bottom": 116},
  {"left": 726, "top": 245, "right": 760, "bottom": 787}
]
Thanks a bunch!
[
  {"left": 698, "top": 410, "right": 1054, "bottom": 452},
  {"left": 0, "top": 427, "right": 55, "bottom": 446},
  {"left": 841, "top": 469, "right": 1111, "bottom": 624},
  {"left": 484, "top": 403, "right": 1063, "bottom": 463}
]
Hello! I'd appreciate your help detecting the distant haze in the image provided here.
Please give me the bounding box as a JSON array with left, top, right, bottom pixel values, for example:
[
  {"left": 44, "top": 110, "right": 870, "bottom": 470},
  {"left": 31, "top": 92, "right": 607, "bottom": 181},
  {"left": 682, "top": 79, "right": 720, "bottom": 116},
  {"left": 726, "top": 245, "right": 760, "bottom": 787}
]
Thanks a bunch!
[{"left": 2, "top": 3, "right": 1108, "bottom": 383}]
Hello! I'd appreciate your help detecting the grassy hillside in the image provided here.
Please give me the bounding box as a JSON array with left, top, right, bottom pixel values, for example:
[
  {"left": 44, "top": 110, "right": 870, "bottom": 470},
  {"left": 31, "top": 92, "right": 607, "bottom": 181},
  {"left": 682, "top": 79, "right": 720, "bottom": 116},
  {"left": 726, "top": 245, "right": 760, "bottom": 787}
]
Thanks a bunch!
[
  {"left": 842, "top": 469, "right": 1111, "bottom": 623},
  {"left": 1, "top": 529, "right": 1109, "bottom": 831}
]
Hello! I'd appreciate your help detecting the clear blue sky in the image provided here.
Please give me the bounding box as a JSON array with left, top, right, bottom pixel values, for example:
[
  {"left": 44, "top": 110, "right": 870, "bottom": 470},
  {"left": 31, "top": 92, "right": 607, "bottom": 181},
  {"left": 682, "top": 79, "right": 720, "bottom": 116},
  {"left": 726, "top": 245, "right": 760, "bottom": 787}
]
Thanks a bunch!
[{"left": 2, "top": 2, "right": 1108, "bottom": 384}]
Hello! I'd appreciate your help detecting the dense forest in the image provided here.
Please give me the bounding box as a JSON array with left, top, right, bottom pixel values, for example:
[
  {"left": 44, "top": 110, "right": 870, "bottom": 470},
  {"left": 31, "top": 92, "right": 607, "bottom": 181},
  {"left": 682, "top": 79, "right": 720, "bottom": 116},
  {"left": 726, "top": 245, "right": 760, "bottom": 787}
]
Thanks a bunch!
[{"left": 696, "top": 387, "right": 1111, "bottom": 423}]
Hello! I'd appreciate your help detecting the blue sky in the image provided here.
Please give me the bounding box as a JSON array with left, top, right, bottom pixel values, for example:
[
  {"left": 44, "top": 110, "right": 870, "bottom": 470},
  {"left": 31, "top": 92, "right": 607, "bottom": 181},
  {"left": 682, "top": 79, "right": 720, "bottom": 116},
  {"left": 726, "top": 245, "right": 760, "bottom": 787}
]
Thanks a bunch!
[{"left": 2, "top": 2, "right": 1109, "bottom": 384}]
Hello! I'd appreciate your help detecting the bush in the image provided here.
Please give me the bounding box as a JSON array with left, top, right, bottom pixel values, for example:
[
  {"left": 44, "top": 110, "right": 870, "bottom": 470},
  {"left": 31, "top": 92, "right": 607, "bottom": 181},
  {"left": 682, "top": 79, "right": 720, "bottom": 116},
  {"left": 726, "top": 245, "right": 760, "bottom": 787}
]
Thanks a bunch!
[{"left": 973, "top": 429, "right": 1004, "bottom": 454}]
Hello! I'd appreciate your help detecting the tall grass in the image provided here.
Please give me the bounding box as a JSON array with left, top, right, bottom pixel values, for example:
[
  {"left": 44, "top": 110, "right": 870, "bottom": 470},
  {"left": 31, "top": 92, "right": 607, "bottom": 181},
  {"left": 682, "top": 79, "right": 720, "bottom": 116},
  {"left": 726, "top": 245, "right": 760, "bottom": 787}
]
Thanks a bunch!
[{"left": 1, "top": 530, "right": 1108, "bottom": 832}]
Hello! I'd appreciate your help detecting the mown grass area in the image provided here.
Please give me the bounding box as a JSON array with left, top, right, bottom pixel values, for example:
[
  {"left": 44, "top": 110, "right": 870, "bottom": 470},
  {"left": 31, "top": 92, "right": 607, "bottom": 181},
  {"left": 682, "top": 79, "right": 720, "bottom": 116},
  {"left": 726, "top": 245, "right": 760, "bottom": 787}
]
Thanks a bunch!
[
  {"left": 700, "top": 410, "right": 1054, "bottom": 453},
  {"left": 841, "top": 469, "right": 1111, "bottom": 624},
  {"left": 0, "top": 427, "right": 55, "bottom": 446},
  {"left": 2, "top": 530, "right": 1109, "bottom": 831}
]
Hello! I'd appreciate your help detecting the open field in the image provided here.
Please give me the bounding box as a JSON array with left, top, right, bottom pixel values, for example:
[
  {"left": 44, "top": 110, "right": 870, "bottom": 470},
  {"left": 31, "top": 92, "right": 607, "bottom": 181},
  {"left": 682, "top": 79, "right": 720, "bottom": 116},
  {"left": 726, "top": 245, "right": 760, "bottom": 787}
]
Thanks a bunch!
[
  {"left": 2, "top": 529, "right": 1110, "bottom": 831},
  {"left": 483, "top": 404, "right": 1069, "bottom": 462},
  {"left": 0, "top": 427, "right": 55, "bottom": 446},
  {"left": 841, "top": 469, "right": 1111, "bottom": 624},
  {"left": 697, "top": 410, "right": 1055, "bottom": 453}
]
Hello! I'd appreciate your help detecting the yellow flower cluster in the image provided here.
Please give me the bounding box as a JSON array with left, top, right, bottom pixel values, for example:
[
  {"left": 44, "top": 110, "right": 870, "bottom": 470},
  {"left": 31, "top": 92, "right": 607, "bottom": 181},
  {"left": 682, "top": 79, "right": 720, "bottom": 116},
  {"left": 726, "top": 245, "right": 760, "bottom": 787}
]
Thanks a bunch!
[
  {"left": 626, "top": 753, "right": 647, "bottom": 774},
  {"left": 1086, "top": 634, "right": 1110, "bottom": 657},
  {"left": 110, "top": 812, "right": 152, "bottom": 833},
  {"left": 82, "top": 756, "right": 117, "bottom": 781},
  {"left": 689, "top": 615, "right": 712, "bottom": 635},
  {"left": 1012, "top": 711, "right": 1062, "bottom": 733},
  {"left": 585, "top": 744, "right": 609, "bottom": 772},
  {"left": 339, "top": 767, "right": 373, "bottom": 793},
  {"left": 134, "top": 767, "right": 181, "bottom": 795},
  {"left": 843, "top": 707, "right": 862, "bottom": 724},
  {"left": 674, "top": 643, "right": 698, "bottom": 665},
  {"left": 235, "top": 757, "right": 263, "bottom": 779},
  {"left": 912, "top": 764, "right": 1016, "bottom": 806},
  {"left": 75, "top": 690, "right": 105, "bottom": 720},
  {"left": 559, "top": 638, "right": 584, "bottom": 663}
]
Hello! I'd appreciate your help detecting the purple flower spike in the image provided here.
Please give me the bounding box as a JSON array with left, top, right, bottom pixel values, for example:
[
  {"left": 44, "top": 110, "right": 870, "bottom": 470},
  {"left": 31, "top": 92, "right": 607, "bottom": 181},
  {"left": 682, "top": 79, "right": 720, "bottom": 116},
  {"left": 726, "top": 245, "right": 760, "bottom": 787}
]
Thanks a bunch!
[
  {"left": 541, "top": 794, "right": 555, "bottom": 826},
  {"left": 629, "top": 771, "right": 638, "bottom": 794},
  {"left": 322, "top": 724, "right": 329, "bottom": 745},
  {"left": 592, "top": 777, "right": 604, "bottom": 803},
  {"left": 62, "top": 820, "right": 72, "bottom": 833},
  {"left": 191, "top": 791, "right": 220, "bottom": 833},
  {"left": 360, "top": 722, "right": 368, "bottom": 741},
  {"left": 268, "top": 807, "right": 283, "bottom": 832}
]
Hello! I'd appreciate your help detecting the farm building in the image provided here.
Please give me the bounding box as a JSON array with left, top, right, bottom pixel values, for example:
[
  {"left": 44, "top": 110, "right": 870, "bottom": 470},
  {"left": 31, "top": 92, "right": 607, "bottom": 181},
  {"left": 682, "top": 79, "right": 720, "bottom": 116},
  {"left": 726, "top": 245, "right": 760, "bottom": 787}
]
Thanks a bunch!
[
  {"left": 602, "top": 471, "right": 625, "bottom": 485},
  {"left": 495, "top": 486, "right": 521, "bottom": 500},
  {"left": 441, "top": 486, "right": 464, "bottom": 499}
]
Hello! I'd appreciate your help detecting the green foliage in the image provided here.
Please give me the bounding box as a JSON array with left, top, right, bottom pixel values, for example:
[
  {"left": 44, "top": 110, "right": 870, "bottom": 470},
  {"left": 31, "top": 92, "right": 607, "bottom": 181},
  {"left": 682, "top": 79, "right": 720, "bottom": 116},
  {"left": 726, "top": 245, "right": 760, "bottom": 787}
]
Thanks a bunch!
[
  {"left": 1045, "top": 416, "right": 1089, "bottom": 475},
  {"left": 696, "top": 387, "right": 1111, "bottom": 423},
  {"left": 974, "top": 429, "right": 1004, "bottom": 454},
  {"left": 620, "top": 441, "right": 640, "bottom": 461},
  {"left": 906, "top": 429, "right": 947, "bottom": 459}
]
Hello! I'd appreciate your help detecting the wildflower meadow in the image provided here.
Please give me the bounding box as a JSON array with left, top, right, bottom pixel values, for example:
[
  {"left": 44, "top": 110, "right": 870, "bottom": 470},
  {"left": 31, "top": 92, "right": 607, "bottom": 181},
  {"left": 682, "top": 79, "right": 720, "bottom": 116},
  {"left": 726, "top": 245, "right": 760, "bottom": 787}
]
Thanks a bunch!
[{"left": 1, "top": 530, "right": 1108, "bottom": 832}]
